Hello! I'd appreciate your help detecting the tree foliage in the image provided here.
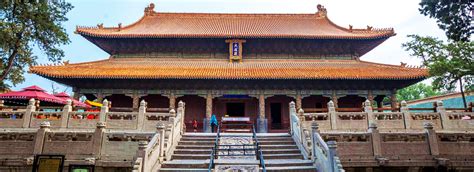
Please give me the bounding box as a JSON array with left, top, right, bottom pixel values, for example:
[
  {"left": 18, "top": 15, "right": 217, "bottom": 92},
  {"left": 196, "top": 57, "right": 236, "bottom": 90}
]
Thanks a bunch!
[
  {"left": 419, "top": 0, "right": 473, "bottom": 41},
  {"left": 0, "top": 1, "right": 72, "bottom": 89},
  {"left": 396, "top": 83, "right": 441, "bottom": 101},
  {"left": 403, "top": 0, "right": 473, "bottom": 108},
  {"left": 403, "top": 35, "right": 473, "bottom": 91}
]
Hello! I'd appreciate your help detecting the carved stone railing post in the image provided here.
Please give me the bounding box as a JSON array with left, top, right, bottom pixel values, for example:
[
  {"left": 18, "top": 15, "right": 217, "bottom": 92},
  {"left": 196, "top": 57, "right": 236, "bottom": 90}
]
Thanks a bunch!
[
  {"left": 178, "top": 101, "right": 185, "bottom": 134},
  {"left": 136, "top": 141, "right": 148, "bottom": 171},
  {"left": 23, "top": 98, "right": 36, "bottom": 128},
  {"left": 424, "top": 122, "right": 439, "bottom": 156},
  {"left": 289, "top": 101, "right": 297, "bottom": 135},
  {"left": 99, "top": 99, "right": 109, "bottom": 122},
  {"left": 328, "top": 101, "right": 337, "bottom": 130},
  {"left": 364, "top": 99, "right": 375, "bottom": 126},
  {"left": 327, "top": 141, "right": 338, "bottom": 172},
  {"left": 400, "top": 100, "right": 411, "bottom": 129},
  {"left": 298, "top": 108, "right": 305, "bottom": 144},
  {"left": 436, "top": 101, "right": 448, "bottom": 129},
  {"left": 93, "top": 122, "right": 106, "bottom": 158},
  {"left": 61, "top": 99, "right": 72, "bottom": 128},
  {"left": 33, "top": 121, "right": 51, "bottom": 154},
  {"left": 368, "top": 123, "right": 382, "bottom": 157},
  {"left": 156, "top": 123, "right": 166, "bottom": 162},
  {"left": 310, "top": 122, "right": 319, "bottom": 160},
  {"left": 165, "top": 108, "right": 179, "bottom": 160},
  {"left": 138, "top": 100, "right": 147, "bottom": 131}
]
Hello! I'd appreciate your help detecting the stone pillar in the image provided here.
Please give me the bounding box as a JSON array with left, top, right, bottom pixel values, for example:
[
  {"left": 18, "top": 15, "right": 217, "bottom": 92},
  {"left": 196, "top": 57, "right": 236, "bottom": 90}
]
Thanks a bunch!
[
  {"left": 257, "top": 93, "right": 268, "bottom": 133},
  {"left": 376, "top": 100, "right": 383, "bottom": 112},
  {"left": 96, "top": 93, "right": 104, "bottom": 102},
  {"left": 33, "top": 121, "right": 51, "bottom": 154},
  {"left": 138, "top": 100, "right": 147, "bottom": 131},
  {"left": 203, "top": 92, "right": 213, "bottom": 133},
  {"left": 60, "top": 99, "right": 72, "bottom": 128},
  {"left": 328, "top": 100, "right": 337, "bottom": 130},
  {"left": 99, "top": 99, "right": 109, "bottom": 122},
  {"left": 368, "top": 123, "right": 382, "bottom": 157},
  {"left": 424, "top": 122, "right": 439, "bottom": 156},
  {"left": 364, "top": 99, "right": 375, "bottom": 125},
  {"left": 331, "top": 90, "right": 338, "bottom": 108},
  {"left": 168, "top": 93, "right": 176, "bottom": 110},
  {"left": 390, "top": 89, "right": 398, "bottom": 111},
  {"left": 400, "top": 100, "right": 411, "bottom": 129},
  {"left": 23, "top": 98, "right": 36, "bottom": 128},
  {"left": 296, "top": 92, "right": 302, "bottom": 110},
  {"left": 367, "top": 91, "right": 374, "bottom": 110},
  {"left": 131, "top": 94, "right": 140, "bottom": 111},
  {"left": 436, "top": 101, "right": 448, "bottom": 129},
  {"left": 93, "top": 122, "right": 106, "bottom": 158}
]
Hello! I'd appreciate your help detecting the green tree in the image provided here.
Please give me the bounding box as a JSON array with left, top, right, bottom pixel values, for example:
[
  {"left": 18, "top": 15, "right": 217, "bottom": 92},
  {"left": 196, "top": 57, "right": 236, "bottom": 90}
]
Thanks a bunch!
[
  {"left": 403, "top": 0, "right": 473, "bottom": 108},
  {"left": 0, "top": 1, "right": 73, "bottom": 89},
  {"left": 396, "top": 83, "right": 441, "bottom": 101},
  {"left": 419, "top": 0, "right": 472, "bottom": 42}
]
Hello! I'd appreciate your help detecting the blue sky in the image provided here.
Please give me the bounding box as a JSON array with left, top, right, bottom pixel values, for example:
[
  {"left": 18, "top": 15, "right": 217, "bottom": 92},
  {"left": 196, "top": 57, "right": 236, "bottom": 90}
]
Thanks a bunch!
[{"left": 12, "top": 0, "right": 446, "bottom": 94}]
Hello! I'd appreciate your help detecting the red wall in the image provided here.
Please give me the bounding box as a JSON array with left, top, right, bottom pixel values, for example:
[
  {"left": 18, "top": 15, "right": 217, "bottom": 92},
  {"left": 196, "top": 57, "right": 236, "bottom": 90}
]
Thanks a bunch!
[
  {"left": 265, "top": 95, "right": 295, "bottom": 130},
  {"left": 140, "top": 94, "right": 169, "bottom": 109},
  {"left": 177, "top": 95, "right": 206, "bottom": 132}
]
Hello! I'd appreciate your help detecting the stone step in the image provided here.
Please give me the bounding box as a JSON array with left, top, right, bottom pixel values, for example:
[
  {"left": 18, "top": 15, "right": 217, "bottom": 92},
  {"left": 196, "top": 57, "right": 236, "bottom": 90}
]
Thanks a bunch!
[
  {"left": 176, "top": 145, "right": 214, "bottom": 150},
  {"left": 262, "top": 149, "right": 301, "bottom": 154},
  {"left": 158, "top": 168, "right": 208, "bottom": 172},
  {"left": 172, "top": 154, "right": 210, "bottom": 160},
  {"left": 259, "top": 140, "right": 295, "bottom": 145},
  {"left": 264, "top": 159, "right": 314, "bottom": 167},
  {"left": 161, "top": 160, "right": 209, "bottom": 168},
  {"left": 263, "top": 154, "right": 304, "bottom": 160},
  {"left": 264, "top": 166, "right": 317, "bottom": 172},
  {"left": 180, "top": 137, "right": 216, "bottom": 141},
  {"left": 260, "top": 145, "right": 298, "bottom": 149},
  {"left": 174, "top": 149, "right": 212, "bottom": 154},
  {"left": 178, "top": 140, "right": 216, "bottom": 145}
]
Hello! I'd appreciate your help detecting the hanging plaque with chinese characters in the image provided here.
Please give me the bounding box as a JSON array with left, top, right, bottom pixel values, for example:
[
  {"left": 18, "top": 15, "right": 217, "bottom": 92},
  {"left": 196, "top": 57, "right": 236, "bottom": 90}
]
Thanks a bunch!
[{"left": 225, "top": 39, "right": 246, "bottom": 63}]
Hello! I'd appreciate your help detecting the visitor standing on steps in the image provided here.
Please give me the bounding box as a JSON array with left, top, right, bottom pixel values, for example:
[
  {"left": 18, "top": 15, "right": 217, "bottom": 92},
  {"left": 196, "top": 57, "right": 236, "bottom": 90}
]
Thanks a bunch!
[
  {"left": 192, "top": 119, "right": 198, "bottom": 132},
  {"left": 210, "top": 114, "right": 218, "bottom": 133}
]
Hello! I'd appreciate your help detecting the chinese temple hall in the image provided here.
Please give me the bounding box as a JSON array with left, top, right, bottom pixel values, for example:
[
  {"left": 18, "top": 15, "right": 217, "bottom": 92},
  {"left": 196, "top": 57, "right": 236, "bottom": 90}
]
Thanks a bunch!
[{"left": 30, "top": 3, "right": 427, "bottom": 133}]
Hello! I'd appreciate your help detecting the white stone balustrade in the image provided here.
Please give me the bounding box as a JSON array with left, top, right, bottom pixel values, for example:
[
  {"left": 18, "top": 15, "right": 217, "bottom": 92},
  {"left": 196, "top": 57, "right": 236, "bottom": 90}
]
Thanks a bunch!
[{"left": 300, "top": 100, "right": 473, "bottom": 131}]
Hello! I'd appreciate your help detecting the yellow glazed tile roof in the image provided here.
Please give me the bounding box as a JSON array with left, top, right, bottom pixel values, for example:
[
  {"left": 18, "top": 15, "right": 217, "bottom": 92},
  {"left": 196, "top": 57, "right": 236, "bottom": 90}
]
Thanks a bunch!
[
  {"left": 30, "top": 58, "right": 428, "bottom": 80},
  {"left": 75, "top": 4, "right": 395, "bottom": 39}
]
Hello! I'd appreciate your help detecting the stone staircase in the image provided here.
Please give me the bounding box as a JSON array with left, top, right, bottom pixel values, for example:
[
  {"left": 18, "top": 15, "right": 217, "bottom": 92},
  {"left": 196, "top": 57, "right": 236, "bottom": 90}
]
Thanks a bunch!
[{"left": 159, "top": 133, "right": 316, "bottom": 172}]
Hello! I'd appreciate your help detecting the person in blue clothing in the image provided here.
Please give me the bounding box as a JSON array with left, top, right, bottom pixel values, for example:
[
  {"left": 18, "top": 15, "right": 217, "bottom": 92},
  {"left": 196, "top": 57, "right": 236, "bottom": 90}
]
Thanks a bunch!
[{"left": 210, "top": 114, "right": 218, "bottom": 132}]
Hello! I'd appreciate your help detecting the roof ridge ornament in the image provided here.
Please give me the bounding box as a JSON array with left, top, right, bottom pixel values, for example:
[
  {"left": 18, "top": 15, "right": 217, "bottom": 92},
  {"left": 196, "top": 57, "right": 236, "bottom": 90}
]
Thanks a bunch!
[
  {"left": 316, "top": 4, "right": 327, "bottom": 17},
  {"left": 144, "top": 3, "right": 155, "bottom": 16}
]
